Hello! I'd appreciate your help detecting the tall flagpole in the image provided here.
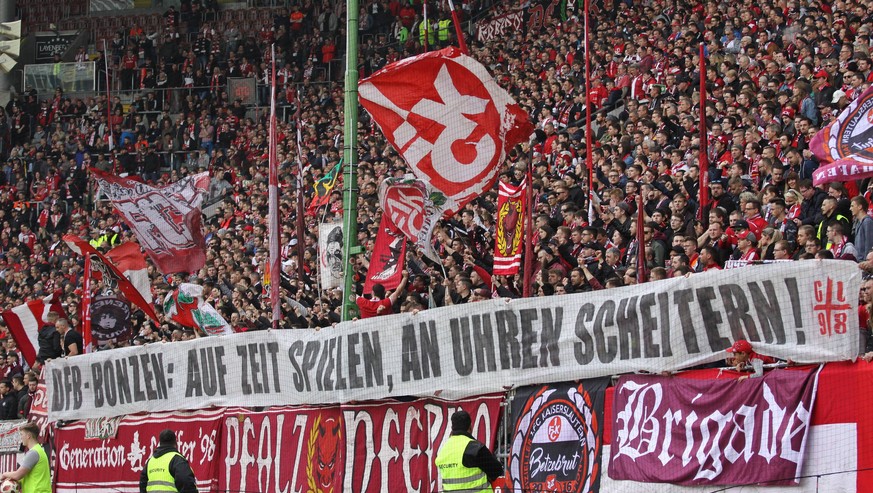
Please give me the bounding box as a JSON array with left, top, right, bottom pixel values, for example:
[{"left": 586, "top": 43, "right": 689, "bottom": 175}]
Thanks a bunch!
[
  {"left": 268, "top": 44, "right": 281, "bottom": 329},
  {"left": 447, "top": 0, "right": 468, "bottom": 54},
  {"left": 103, "top": 40, "right": 114, "bottom": 151},
  {"left": 636, "top": 195, "right": 647, "bottom": 284},
  {"left": 423, "top": 2, "right": 429, "bottom": 52},
  {"left": 82, "top": 254, "right": 93, "bottom": 353},
  {"left": 584, "top": 0, "right": 594, "bottom": 225},
  {"left": 294, "top": 118, "right": 306, "bottom": 286},
  {"left": 698, "top": 43, "right": 709, "bottom": 221},
  {"left": 341, "top": 0, "right": 362, "bottom": 321},
  {"left": 522, "top": 152, "right": 533, "bottom": 297}
]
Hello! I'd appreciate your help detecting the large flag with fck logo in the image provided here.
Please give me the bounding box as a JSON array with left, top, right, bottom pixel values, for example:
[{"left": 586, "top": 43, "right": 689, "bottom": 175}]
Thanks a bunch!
[
  {"left": 163, "top": 283, "right": 233, "bottom": 336},
  {"left": 91, "top": 169, "right": 210, "bottom": 275},
  {"left": 360, "top": 47, "right": 533, "bottom": 216},
  {"left": 810, "top": 85, "right": 873, "bottom": 186}
]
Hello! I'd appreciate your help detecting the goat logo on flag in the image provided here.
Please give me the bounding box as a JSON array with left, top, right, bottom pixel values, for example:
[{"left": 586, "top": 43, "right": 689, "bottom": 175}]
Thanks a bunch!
[
  {"left": 360, "top": 47, "right": 533, "bottom": 214},
  {"left": 494, "top": 179, "right": 525, "bottom": 275}
]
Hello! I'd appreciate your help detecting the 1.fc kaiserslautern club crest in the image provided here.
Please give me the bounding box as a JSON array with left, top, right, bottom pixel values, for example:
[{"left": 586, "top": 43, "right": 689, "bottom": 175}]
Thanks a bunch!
[{"left": 509, "top": 380, "right": 608, "bottom": 493}]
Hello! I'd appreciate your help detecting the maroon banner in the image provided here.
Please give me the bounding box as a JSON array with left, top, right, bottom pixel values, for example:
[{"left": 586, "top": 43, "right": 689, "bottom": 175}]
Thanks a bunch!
[
  {"left": 91, "top": 169, "right": 210, "bottom": 275},
  {"left": 608, "top": 368, "right": 819, "bottom": 486},
  {"left": 54, "top": 408, "right": 224, "bottom": 493},
  {"left": 494, "top": 179, "right": 525, "bottom": 275},
  {"left": 363, "top": 214, "right": 408, "bottom": 294},
  {"left": 221, "top": 394, "right": 503, "bottom": 493}
]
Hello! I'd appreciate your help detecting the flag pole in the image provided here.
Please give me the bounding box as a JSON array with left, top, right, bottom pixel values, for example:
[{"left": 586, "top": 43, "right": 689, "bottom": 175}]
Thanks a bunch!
[
  {"left": 698, "top": 43, "right": 709, "bottom": 221},
  {"left": 522, "top": 149, "right": 534, "bottom": 297},
  {"left": 423, "top": 2, "right": 429, "bottom": 52},
  {"left": 82, "top": 254, "right": 93, "bottom": 353},
  {"left": 268, "top": 44, "right": 281, "bottom": 329},
  {"left": 103, "top": 40, "right": 114, "bottom": 152},
  {"left": 584, "top": 0, "right": 594, "bottom": 225},
  {"left": 341, "top": 0, "right": 362, "bottom": 321},
  {"left": 636, "top": 195, "right": 647, "bottom": 284},
  {"left": 447, "top": 0, "right": 468, "bottom": 54}
]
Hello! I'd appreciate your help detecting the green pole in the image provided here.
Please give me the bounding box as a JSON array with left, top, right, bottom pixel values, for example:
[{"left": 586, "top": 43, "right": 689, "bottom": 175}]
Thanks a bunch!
[{"left": 341, "top": 0, "right": 362, "bottom": 321}]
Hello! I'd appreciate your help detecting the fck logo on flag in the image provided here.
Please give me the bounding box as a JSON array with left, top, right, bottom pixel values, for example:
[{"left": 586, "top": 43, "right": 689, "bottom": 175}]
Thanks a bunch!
[{"left": 360, "top": 47, "right": 533, "bottom": 215}]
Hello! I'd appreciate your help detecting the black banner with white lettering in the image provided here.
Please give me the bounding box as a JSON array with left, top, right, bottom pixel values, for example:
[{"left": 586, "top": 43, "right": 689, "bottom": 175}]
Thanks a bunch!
[{"left": 509, "top": 379, "right": 609, "bottom": 493}]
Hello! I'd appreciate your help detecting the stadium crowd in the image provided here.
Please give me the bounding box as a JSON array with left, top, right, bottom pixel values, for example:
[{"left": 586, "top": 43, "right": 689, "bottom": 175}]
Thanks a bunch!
[{"left": 0, "top": 0, "right": 869, "bottom": 381}]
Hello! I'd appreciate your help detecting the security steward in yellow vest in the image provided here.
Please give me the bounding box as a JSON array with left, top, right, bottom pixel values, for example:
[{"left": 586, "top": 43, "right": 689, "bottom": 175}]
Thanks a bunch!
[
  {"left": 435, "top": 410, "right": 504, "bottom": 492},
  {"left": 139, "top": 429, "right": 198, "bottom": 493},
  {"left": 419, "top": 19, "right": 436, "bottom": 49},
  {"left": 437, "top": 17, "right": 452, "bottom": 47},
  {"left": 1, "top": 422, "right": 50, "bottom": 493}
]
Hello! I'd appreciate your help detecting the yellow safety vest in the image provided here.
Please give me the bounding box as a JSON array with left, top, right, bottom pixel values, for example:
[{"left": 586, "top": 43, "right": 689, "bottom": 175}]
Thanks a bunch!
[
  {"left": 20, "top": 444, "right": 51, "bottom": 493},
  {"left": 435, "top": 435, "right": 491, "bottom": 493},
  {"left": 438, "top": 19, "right": 452, "bottom": 41},
  {"left": 145, "top": 452, "right": 181, "bottom": 493},
  {"left": 419, "top": 21, "right": 436, "bottom": 45}
]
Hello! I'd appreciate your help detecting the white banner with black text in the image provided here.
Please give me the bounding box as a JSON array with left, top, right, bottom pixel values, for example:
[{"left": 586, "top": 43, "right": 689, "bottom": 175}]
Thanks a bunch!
[{"left": 46, "top": 261, "right": 861, "bottom": 422}]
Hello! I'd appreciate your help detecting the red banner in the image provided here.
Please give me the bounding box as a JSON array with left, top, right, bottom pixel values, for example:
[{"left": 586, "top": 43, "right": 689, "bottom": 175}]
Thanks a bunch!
[
  {"left": 54, "top": 408, "right": 224, "bottom": 493},
  {"left": 608, "top": 368, "right": 819, "bottom": 486},
  {"left": 494, "top": 179, "right": 526, "bottom": 275},
  {"left": 222, "top": 394, "right": 503, "bottom": 493},
  {"left": 364, "top": 215, "right": 408, "bottom": 294},
  {"left": 50, "top": 395, "right": 502, "bottom": 493}
]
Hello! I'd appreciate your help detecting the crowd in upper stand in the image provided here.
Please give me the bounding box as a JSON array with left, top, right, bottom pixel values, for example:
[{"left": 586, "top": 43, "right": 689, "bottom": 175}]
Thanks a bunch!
[{"left": 0, "top": 0, "right": 871, "bottom": 362}]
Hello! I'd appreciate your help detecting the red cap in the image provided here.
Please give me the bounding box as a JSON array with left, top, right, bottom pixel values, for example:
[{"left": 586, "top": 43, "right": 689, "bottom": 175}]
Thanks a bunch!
[
  {"left": 726, "top": 339, "right": 753, "bottom": 353},
  {"left": 781, "top": 107, "right": 795, "bottom": 118},
  {"left": 814, "top": 69, "right": 829, "bottom": 78}
]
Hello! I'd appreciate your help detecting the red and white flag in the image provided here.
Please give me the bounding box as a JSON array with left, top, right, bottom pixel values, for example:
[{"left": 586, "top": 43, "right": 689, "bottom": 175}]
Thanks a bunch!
[
  {"left": 378, "top": 176, "right": 443, "bottom": 263},
  {"left": 494, "top": 179, "right": 526, "bottom": 275},
  {"left": 63, "top": 235, "right": 159, "bottom": 323},
  {"left": 91, "top": 169, "right": 210, "bottom": 275},
  {"left": 364, "top": 215, "right": 408, "bottom": 294},
  {"left": 1, "top": 292, "right": 66, "bottom": 366},
  {"left": 360, "top": 47, "right": 533, "bottom": 216},
  {"left": 105, "top": 242, "right": 153, "bottom": 304},
  {"left": 267, "top": 44, "right": 281, "bottom": 328}
]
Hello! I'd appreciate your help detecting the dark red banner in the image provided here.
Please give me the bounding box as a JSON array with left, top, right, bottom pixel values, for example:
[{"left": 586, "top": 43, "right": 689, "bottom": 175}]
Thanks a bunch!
[
  {"left": 363, "top": 215, "right": 408, "bottom": 294},
  {"left": 222, "top": 394, "right": 503, "bottom": 493},
  {"left": 608, "top": 368, "right": 818, "bottom": 486},
  {"left": 54, "top": 409, "right": 224, "bottom": 493}
]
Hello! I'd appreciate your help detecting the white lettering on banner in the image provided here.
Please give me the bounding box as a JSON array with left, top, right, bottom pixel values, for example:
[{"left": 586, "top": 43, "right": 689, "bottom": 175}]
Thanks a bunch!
[
  {"left": 46, "top": 262, "right": 860, "bottom": 421},
  {"left": 613, "top": 381, "right": 812, "bottom": 481}
]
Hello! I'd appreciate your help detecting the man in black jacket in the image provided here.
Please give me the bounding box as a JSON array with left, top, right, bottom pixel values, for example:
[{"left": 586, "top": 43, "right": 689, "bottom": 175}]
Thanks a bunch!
[
  {"left": 139, "top": 430, "right": 198, "bottom": 493},
  {"left": 0, "top": 381, "right": 17, "bottom": 420},
  {"left": 36, "top": 312, "right": 61, "bottom": 361}
]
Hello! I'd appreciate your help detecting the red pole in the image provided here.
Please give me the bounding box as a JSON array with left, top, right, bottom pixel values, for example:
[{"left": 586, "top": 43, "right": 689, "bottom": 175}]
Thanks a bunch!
[
  {"left": 268, "top": 45, "right": 281, "bottom": 329},
  {"left": 584, "top": 0, "right": 594, "bottom": 225},
  {"left": 82, "top": 254, "right": 93, "bottom": 353},
  {"left": 698, "top": 43, "right": 709, "bottom": 221},
  {"left": 636, "top": 195, "right": 647, "bottom": 284},
  {"left": 522, "top": 156, "right": 534, "bottom": 297},
  {"left": 103, "top": 40, "right": 114, "bottom": 151},
  {"left": 447, "top": 0, "right": 468, "bottom": 54},
  {"left": 423, "top": 3, "right": 429, "bottom": 52}
]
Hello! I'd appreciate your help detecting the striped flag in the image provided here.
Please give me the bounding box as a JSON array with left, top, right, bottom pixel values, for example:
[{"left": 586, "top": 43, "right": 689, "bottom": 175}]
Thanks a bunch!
[
  {"left": 105, "top": 242, "right": 153, "bottom": 304},
  {"left": 494, "top": 179, "right": 526, "bottom": 275},
  {"left": 2, "top": 292, "right": 66, "bottom": 366}
]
